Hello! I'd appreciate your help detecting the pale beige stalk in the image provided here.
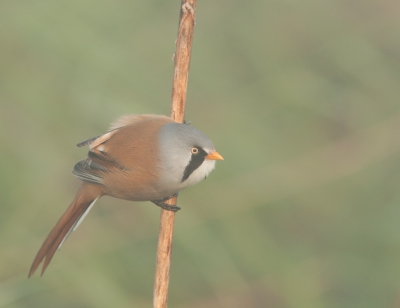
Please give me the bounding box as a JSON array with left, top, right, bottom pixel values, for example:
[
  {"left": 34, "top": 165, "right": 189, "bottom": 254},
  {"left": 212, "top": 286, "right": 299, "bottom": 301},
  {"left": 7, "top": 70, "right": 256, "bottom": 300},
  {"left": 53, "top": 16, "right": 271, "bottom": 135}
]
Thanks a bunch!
[{"left": 153, "top": 1, "right": 197, "bottom": 308}]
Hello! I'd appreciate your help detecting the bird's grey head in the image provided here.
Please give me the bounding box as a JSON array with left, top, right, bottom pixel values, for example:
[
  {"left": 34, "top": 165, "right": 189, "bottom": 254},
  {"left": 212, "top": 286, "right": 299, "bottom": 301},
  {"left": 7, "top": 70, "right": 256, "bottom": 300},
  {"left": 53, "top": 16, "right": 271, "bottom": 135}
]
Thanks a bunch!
[{"left": 157, "top": 122, "right": 218, "bottom": 191}]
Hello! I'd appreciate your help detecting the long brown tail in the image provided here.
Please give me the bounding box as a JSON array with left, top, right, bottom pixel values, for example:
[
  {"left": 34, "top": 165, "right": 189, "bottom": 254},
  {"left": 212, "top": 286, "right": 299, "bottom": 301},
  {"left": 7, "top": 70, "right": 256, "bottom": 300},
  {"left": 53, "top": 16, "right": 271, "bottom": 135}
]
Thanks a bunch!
[{"left": 29, "top": 183, "right": 102, "bottom": 277}]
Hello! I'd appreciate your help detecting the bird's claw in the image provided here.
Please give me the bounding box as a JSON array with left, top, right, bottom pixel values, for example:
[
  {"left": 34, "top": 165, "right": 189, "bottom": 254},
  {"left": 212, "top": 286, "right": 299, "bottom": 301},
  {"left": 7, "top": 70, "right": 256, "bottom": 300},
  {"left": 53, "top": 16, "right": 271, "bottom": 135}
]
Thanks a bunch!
[
  {"left": 155, "top": 203, "right": 181, "bottom": 212},
  {"left": 151, "top": 193, "right": 180, "bottom": 212}
]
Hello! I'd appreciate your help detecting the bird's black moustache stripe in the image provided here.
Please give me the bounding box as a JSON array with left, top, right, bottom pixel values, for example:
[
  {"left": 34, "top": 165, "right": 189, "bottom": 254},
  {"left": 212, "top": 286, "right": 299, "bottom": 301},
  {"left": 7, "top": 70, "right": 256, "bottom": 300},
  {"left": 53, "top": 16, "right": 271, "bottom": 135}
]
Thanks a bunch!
[{"left": 181, "top": 147, "right": 207, "bottom": 183}]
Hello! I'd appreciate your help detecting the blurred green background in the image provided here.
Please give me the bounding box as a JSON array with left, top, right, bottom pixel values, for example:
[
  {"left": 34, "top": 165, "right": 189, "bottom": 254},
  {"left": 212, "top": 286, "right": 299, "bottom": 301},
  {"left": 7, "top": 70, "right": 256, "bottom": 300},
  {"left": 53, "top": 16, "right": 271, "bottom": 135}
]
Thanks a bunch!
[{"left": 1, "top": 0, "right": 400, "bottom": 307}]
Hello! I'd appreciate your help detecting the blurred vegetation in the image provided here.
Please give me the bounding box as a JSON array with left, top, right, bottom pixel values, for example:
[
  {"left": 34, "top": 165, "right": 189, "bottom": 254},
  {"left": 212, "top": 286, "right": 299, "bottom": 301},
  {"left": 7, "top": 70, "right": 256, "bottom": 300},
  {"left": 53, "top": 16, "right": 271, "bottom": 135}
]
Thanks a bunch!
[{"left": 1, "top": 0, "right": 400, "bottom": 307}]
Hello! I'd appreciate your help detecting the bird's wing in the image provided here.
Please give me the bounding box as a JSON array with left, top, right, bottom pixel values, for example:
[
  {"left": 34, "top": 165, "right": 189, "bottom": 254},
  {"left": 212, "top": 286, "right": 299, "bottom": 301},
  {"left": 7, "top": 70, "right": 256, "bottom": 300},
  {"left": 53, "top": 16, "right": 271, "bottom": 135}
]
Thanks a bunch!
[
  {"left": 73, "top": 114, "right": 172, "bottom": 184},
  {"left": 73, "top": 129, "right": 128, "bottom": 185},
  {"left": 76, "top": 129, "right": 117, "bottom": 148},
  {"left": 72, "top": 158, "right": 107, "bottom": 185}
]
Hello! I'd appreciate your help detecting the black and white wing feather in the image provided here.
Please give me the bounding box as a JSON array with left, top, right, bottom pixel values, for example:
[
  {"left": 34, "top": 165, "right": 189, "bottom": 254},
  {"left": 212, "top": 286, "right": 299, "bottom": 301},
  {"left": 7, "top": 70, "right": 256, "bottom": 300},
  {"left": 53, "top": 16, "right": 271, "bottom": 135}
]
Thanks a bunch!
[
  {"left": 72, "top": 158, "right": 106, "bottom": 185},
  {"left": 73, "top": 129, "right": 127, "bottom": 185}
]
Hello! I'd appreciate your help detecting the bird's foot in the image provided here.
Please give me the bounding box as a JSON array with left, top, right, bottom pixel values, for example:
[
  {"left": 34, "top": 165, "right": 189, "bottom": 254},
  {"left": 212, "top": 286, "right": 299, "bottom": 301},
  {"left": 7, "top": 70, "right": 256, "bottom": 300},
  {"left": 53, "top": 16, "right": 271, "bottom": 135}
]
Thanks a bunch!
[{"left": 151, "top": 193, "right": 180, "bottom": 212}]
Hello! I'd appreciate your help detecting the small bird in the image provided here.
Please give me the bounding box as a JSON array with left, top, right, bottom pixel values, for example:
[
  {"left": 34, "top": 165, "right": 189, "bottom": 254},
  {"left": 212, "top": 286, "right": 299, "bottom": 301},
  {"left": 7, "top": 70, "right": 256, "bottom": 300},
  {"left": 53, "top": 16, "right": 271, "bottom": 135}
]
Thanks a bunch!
[{"left": 29, "top": 114, "right": 223, "bottom": 277}]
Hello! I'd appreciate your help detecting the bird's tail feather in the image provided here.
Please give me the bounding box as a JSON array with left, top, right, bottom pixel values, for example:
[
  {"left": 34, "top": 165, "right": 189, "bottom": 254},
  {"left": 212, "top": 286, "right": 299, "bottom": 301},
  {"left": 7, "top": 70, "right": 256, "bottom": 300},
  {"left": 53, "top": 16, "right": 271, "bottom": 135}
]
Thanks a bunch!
[{"left": 29, "top": 184, "right": 102, "bottom": 277}]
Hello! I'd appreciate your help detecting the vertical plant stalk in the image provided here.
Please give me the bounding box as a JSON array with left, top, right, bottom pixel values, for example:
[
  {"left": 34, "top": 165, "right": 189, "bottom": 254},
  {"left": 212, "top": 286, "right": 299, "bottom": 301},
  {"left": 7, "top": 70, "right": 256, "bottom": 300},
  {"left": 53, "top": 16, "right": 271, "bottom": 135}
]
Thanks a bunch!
[{"left": 153, "top": 1, "right": 197, "bottom": 308}]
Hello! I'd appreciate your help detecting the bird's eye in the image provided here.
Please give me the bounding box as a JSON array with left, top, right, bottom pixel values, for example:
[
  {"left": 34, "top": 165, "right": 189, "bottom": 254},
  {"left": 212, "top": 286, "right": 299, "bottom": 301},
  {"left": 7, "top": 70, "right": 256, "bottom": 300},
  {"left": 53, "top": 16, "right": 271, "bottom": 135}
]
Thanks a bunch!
[{"left": 190, "top": 147, "right": 199, "bottom": 155}]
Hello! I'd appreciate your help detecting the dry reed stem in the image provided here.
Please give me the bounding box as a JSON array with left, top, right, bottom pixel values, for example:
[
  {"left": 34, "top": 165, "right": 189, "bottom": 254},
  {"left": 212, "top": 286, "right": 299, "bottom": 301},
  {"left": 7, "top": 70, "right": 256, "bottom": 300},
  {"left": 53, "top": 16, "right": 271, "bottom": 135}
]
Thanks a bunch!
[{"left": 153, "top": 1, "right": 197, "bottom": 307}]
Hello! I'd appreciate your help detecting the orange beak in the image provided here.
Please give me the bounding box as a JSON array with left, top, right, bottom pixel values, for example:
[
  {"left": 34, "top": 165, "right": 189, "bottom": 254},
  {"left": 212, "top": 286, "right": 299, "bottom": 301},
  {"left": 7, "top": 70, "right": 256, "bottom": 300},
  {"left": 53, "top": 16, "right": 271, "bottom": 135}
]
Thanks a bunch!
[{"left": 206, "top": 151, "right": 224, "bottom": 161}]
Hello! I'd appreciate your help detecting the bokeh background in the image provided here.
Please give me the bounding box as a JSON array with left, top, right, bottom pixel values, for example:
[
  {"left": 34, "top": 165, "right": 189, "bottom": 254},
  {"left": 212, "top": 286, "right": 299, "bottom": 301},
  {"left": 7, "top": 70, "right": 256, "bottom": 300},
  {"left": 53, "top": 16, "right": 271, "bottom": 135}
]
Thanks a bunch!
[{"left": 1, "top": 0, "right": 400, "bottom": 307}]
